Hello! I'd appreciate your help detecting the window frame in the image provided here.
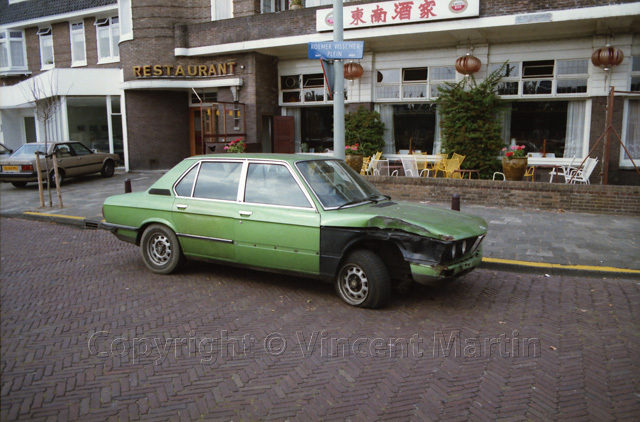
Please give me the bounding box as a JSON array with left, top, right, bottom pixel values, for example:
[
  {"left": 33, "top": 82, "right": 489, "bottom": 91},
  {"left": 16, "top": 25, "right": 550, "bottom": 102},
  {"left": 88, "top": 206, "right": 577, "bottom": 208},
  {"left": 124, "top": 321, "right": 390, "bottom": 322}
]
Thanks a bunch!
[
  {"left": 95, "top": 16, "right": 120, "bottom": 63},
  {"left": 211, "top": 0, "right": 234, "bottom": 21},
  {"left": 620, "top": 98, "right": 640, "bottom": 169},
  {"left": 0, "top": 29, "right": 28, "bottom": 72},
  {"left": 490, "top": 59, "right": 589, "bottom": 98},
  {"left": 69, "top": 22, "right": 87, "bottom": 67},
  {"left": 37, "top": 27, "right": 54, "bottom": 70},
  {"left": 374, "top": 65, "right": 456, "bottom": 102}
]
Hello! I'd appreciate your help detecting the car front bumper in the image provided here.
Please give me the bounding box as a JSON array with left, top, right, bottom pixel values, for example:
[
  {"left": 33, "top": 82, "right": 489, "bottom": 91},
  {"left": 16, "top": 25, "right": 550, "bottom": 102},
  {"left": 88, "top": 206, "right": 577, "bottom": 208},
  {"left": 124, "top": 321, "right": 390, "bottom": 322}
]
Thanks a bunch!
[{"left": 409, "top": 248, "right": 483, "bottom": 286}]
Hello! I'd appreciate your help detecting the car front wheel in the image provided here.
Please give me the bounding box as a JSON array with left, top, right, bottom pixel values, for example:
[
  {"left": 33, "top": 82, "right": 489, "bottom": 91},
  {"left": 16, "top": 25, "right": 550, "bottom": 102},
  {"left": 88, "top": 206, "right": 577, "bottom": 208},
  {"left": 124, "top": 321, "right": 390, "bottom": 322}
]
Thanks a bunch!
[
  {"left": 140, "top": 224, "right": 184, "bottom": 274},
  {"left": 335, "top": 250, "right": 391, "bottom": 309},
  {"left": 101, "top": 160, "right": 115, "bottom": 177}
]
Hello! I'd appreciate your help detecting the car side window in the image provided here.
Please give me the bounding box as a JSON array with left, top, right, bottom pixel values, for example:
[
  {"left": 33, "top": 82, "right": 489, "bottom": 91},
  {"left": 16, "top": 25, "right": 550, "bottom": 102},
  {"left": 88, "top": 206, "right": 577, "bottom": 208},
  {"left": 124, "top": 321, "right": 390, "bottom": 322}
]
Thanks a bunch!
[
  {"left": 174, "top": 164, "right": 199, "bottom": 197},
  {"left": 69, "top": 143, "right": 92, "bottom": 156},
  {"left": 193, "top": 161, "right": 242, "bottom": 201},
  {"left": 244, "top": 163, "right": 311, "bottom": 208},
  {"left": 55, "top": 145, "right": 73, "bottom": 158}
]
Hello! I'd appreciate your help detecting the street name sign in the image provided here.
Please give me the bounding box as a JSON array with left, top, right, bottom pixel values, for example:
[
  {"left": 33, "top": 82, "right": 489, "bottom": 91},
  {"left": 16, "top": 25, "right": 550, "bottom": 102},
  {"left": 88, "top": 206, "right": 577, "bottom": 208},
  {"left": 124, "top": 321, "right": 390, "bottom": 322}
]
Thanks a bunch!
[{"left": 308, "top": 41, "right": 364, "bottom": 60}]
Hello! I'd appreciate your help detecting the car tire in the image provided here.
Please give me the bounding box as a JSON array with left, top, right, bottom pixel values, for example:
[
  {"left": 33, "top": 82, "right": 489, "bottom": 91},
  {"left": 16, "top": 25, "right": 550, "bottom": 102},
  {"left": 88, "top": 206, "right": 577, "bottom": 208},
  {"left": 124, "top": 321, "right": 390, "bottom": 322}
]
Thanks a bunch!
[
  {"left": 10, "top": 181, "right": 27, "bottom": 188},
  {"left": 48, "top": 169, "right": 64, "bottom": 188},
  {"left": 335, "top": 250, "right": 391, "bottom": 309},
  {"left": 101, "top": 160, "right": 115, "bottom": 178},
  {"left": 140, "top": 224, "right": 184, "bottom": 274}
]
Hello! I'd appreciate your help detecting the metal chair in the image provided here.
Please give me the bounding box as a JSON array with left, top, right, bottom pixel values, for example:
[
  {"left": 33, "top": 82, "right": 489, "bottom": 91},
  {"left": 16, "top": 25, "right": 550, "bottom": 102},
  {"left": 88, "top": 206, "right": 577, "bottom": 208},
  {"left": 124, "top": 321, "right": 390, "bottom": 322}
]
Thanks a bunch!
[
  {"left": 567, "top": 157, "right": 598, "bottom": 184},
  {"left": 524, "top": 166, "right": 535, "bottom": 182},
  {"left": 548, "top": 157, "right": 577, "bottom": 183}
]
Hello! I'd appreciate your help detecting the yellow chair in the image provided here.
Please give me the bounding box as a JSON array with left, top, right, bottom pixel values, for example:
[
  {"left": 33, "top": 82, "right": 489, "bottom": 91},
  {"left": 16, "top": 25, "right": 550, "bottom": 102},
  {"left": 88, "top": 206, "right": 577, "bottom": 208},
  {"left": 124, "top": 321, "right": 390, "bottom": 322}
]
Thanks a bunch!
[
  {"left": 444, "top": 158, "right": 461, "bottom": 178},
  {"left": 425, "top": 153, "right": 446, "bottom": 177},
  {"left": 373, "top": 151, "right": 383, "bottom": 161},
  {"left": 360, "top": 156, "right": 371, "bottom": 175},
  {"left": 524, "top": 166, "right": 535, "bottom": 182},
  {"left": 452, "top": 153, "right": 466, "bottom": 167}
]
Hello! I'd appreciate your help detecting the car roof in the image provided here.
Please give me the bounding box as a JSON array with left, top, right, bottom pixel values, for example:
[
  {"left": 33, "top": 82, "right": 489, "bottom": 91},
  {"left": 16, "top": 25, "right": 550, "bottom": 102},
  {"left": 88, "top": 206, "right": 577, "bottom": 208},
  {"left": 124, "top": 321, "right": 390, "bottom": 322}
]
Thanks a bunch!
[{"left": 185, "top": 153, "right": 340, "bottom": 164}]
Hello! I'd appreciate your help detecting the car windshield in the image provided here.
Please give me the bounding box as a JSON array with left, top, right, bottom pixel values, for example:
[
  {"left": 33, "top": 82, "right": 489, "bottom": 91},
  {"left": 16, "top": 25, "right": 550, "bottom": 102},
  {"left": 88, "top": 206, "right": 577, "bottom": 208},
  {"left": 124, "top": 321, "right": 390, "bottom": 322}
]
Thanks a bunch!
[
  {"left": 297, "top": 159, "right": 387, "bottom": 209},
  {"left": 10, "top": 144, "right": 46, "bottom": 159}
]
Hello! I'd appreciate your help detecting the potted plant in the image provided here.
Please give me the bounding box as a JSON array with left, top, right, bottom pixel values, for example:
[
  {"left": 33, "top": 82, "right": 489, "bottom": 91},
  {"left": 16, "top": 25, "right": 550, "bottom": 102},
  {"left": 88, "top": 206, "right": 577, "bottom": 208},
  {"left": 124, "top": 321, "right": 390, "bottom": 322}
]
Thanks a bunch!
[
  {"left": 344, "top": 143, "right": 363, "bottom": 172},
  {"left": 289, "top": 0, "right": 303, "bottom": 10},
  {"left": 224, "top": 138, "right": 246, "bottom": 153},
  {"left": 501, "top": 144, "right": 528, "bottom": 180}
]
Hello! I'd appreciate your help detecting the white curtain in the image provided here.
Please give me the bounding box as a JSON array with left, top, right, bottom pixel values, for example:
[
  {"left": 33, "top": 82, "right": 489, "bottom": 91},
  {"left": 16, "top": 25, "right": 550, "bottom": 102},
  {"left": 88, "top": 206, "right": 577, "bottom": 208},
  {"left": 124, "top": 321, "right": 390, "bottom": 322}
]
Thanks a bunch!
[
  {"left": 375, "top": 104, "right": 395, "bottom": 154},
  {"left": 433, "top": 108, "right": 442, "bottom": 154},
  {"left": 499, "top": 103, "right": 512, "bottom": 147},
  {"left": 623, "top": 100, "right": 640, "bottom": 162},
  {"left": 564, "top": 100, "right": 586, "bottom": 158}
]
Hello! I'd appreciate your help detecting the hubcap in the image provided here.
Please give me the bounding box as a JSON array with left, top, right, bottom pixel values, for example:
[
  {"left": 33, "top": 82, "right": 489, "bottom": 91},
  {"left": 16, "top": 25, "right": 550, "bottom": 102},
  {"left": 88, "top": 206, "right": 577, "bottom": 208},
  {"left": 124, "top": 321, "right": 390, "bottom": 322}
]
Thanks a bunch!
[
  {"left": 339, "top": 265, "right": 369, "bottom": 305},
  {"left": 148, "top": 234, "right": 171, "bottom": 265}
]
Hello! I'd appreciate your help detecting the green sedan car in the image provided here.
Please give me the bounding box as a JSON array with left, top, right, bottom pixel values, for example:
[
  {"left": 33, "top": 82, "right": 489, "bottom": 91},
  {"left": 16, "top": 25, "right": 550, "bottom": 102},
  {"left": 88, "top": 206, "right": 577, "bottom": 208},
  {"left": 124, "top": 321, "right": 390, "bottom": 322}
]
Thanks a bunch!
[{"left": 101, "top": 154, "right": 487, "bottom": 308}]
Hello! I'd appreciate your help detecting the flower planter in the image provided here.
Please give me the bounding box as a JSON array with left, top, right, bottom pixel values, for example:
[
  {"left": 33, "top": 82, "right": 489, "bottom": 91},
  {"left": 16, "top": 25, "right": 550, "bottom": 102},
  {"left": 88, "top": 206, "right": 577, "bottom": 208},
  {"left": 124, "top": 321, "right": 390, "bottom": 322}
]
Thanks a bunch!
[
  {"left": 345, "top": 155, "right": 363, "bottom": 173},
  {"left": 502, "top": 157, "right": 528, "bottom": 181}
]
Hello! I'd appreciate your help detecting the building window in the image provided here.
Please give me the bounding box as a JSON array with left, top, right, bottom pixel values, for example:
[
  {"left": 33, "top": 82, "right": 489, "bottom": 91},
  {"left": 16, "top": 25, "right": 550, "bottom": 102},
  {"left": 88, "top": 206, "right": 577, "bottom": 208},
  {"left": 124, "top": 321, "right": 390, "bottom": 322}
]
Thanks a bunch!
[
  {"left": 375, "top": 66, "right": 455, "bottom": 101},
  {"left": 37, "top": 27, "right": 54, "bottom": 70},
  {"left": 261, "top": 0, "right": 289, "bottom": 13},
  {"left": 95, "top": 17, "right": 119, "bottom": 63},
  {"left": 491, "top": 59, "right": 588, "bottom": 97},
  {"left": 0, "top": 29, "right": 27, "bottom": 72},
  {"left": 119, "top": 0, "right": 133, "bottom": 41},
  {"left": 211, "top": 0, "right": 233, "bottom": 20},
  {"left": 631, "top": 56, "right": 640, "bottom": 92},
  {"left": 621, "top": 99, "right": 639, "bottom": 168},
  {"left": 502, "top": 100, "right": 589, "bottom": 158},
  {"left": 280, "top": 73, "right": 341, "bottom": 105},
  {"left": 70, "top": 22, "right": 86, "bottom": 67}
]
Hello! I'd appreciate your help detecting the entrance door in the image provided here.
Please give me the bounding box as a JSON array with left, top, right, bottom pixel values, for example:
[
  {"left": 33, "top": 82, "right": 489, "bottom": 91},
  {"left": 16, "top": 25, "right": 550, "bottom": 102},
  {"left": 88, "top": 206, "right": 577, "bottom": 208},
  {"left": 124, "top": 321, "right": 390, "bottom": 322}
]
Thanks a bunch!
[{"left": 273, "top": 116, "right": 295, "bottom": 153}]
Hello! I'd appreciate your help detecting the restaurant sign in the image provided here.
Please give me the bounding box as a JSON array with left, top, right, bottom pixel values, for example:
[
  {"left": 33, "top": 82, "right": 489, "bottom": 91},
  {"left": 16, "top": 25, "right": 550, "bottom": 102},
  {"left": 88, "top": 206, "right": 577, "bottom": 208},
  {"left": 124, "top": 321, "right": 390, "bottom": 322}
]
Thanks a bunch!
[
  {"left": 316, "top": 0, "right": 478, "bottom": 32},
  {"left": 133, "top": 62, "right": 237, "bottom": 78}
]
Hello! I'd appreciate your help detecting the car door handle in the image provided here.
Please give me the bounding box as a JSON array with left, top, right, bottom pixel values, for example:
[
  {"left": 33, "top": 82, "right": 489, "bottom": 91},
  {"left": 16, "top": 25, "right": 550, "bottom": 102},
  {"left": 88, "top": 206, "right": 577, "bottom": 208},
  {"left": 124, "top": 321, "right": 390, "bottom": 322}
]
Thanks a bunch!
[
  {"left": 176, "top": 204, "right": 188, "bottom": 210},
  {"left": 239, "top": 211, "right": 253, "bottom": 217}
]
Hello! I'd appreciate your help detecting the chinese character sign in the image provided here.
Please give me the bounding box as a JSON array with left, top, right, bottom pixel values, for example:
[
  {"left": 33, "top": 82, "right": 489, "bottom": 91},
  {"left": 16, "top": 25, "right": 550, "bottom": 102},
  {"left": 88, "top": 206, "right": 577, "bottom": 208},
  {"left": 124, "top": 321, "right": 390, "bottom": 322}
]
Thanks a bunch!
[{"left": 316, "top": 0, "right": 478, "bottom": 32}]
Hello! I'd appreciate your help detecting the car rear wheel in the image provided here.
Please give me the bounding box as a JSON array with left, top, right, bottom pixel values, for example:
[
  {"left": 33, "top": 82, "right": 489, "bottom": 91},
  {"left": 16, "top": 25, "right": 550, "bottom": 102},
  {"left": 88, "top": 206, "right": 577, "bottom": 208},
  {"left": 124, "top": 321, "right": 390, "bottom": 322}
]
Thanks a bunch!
[
  {"left": 140, "top": 224, "right": 183, "bottom": 274},
  {"left": 11, "top": 181, "right": 27, "bottom": 188},
  {"left": 335, "top": 250, "right": 391, "bottom": 309},
  {"left": 101, "top": 160, "right": 115, "bottom": 178}
]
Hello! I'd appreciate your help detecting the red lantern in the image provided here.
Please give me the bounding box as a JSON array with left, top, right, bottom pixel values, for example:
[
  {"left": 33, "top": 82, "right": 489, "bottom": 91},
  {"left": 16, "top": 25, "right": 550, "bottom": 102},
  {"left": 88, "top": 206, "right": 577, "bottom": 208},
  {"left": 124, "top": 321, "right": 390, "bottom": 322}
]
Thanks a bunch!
[
  {"left": 344, "top": 62, "right": 364, "bottom": 80},
  {"left": 591, "top": 45, "right": 624, "bottom": 70},
  {"left": 455, "top": 54, "right": 482, "bottom": 75}
]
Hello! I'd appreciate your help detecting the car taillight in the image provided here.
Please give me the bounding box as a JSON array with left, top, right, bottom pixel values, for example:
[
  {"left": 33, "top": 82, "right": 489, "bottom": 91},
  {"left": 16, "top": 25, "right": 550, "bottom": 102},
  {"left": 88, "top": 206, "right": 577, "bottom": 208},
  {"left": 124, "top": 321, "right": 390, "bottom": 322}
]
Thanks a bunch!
[{"left": 22, "top": 165, "right": 34, "bottom": 172}]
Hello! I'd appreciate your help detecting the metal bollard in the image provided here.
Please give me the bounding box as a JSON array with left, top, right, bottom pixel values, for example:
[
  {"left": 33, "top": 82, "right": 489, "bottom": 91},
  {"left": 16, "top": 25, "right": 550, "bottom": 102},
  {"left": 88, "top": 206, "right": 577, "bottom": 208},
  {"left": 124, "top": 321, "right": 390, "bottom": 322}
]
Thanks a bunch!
[
  {"left": 451, "top": 193, "right": 460, "bottom": 211},
  {"left": 124, "top": 178, "right": 132, "bottom": 193}
]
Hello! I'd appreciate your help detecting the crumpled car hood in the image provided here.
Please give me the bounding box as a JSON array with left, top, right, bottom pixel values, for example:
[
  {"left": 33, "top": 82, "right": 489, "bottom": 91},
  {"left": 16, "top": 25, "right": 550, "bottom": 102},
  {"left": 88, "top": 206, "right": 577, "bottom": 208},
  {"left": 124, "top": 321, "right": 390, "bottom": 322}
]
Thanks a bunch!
[{"left": 321, "top": 201, "right": 487, "bottom": 241}]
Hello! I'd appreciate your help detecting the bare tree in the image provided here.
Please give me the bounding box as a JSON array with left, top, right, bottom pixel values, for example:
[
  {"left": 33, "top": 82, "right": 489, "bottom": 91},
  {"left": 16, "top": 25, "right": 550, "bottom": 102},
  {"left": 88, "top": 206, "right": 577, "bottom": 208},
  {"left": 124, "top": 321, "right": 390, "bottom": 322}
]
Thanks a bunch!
[{"left": 20, "top": 71, "right": 62, "bottom": 207}]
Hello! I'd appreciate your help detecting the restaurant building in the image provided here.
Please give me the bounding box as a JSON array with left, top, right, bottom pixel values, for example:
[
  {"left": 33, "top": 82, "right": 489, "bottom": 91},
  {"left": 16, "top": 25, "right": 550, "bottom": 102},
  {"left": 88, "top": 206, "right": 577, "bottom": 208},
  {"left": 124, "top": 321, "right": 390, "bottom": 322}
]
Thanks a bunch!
[{"left": 1, "top": 0, "right": 639, "bottom": 184}]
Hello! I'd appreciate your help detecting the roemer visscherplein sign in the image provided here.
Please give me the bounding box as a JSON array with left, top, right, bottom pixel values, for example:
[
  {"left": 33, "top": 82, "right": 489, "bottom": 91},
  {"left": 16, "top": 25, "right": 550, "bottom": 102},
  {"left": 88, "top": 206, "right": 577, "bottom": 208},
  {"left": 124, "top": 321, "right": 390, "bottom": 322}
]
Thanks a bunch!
[{"left": 316, "top": 0, "right": 479, "bottom": 32}]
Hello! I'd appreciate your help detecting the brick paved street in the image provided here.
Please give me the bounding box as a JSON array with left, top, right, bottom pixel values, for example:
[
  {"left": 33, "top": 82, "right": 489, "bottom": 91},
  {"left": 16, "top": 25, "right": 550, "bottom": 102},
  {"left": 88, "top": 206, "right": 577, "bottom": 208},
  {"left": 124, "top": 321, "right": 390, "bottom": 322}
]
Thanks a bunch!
[{"left": 1, "top": 218, "right": 639, "bottom": 421}]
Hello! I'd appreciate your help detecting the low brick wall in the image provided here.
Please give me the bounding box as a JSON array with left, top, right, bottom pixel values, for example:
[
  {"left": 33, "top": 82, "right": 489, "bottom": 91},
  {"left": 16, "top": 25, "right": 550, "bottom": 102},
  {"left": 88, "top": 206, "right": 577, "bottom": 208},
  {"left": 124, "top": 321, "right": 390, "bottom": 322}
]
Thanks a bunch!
[{"left": 366, "top": 176, "right": 640, "bottom": 216}]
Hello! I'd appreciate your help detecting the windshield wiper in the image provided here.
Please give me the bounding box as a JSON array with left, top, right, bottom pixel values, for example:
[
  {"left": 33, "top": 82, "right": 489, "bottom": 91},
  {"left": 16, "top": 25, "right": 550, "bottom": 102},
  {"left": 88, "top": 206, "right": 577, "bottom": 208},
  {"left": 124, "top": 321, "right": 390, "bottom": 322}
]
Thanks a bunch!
[{"left": 337, "top": 194, "right": 390, "bottom": 210}]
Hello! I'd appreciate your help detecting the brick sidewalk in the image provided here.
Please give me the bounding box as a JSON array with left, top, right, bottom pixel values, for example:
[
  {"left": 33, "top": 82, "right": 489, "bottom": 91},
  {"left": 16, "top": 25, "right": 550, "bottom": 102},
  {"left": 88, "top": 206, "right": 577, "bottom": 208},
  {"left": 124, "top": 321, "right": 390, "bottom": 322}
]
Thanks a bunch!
[{"left": 1, "top": 218, "right": 639, "bottom": 421}]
